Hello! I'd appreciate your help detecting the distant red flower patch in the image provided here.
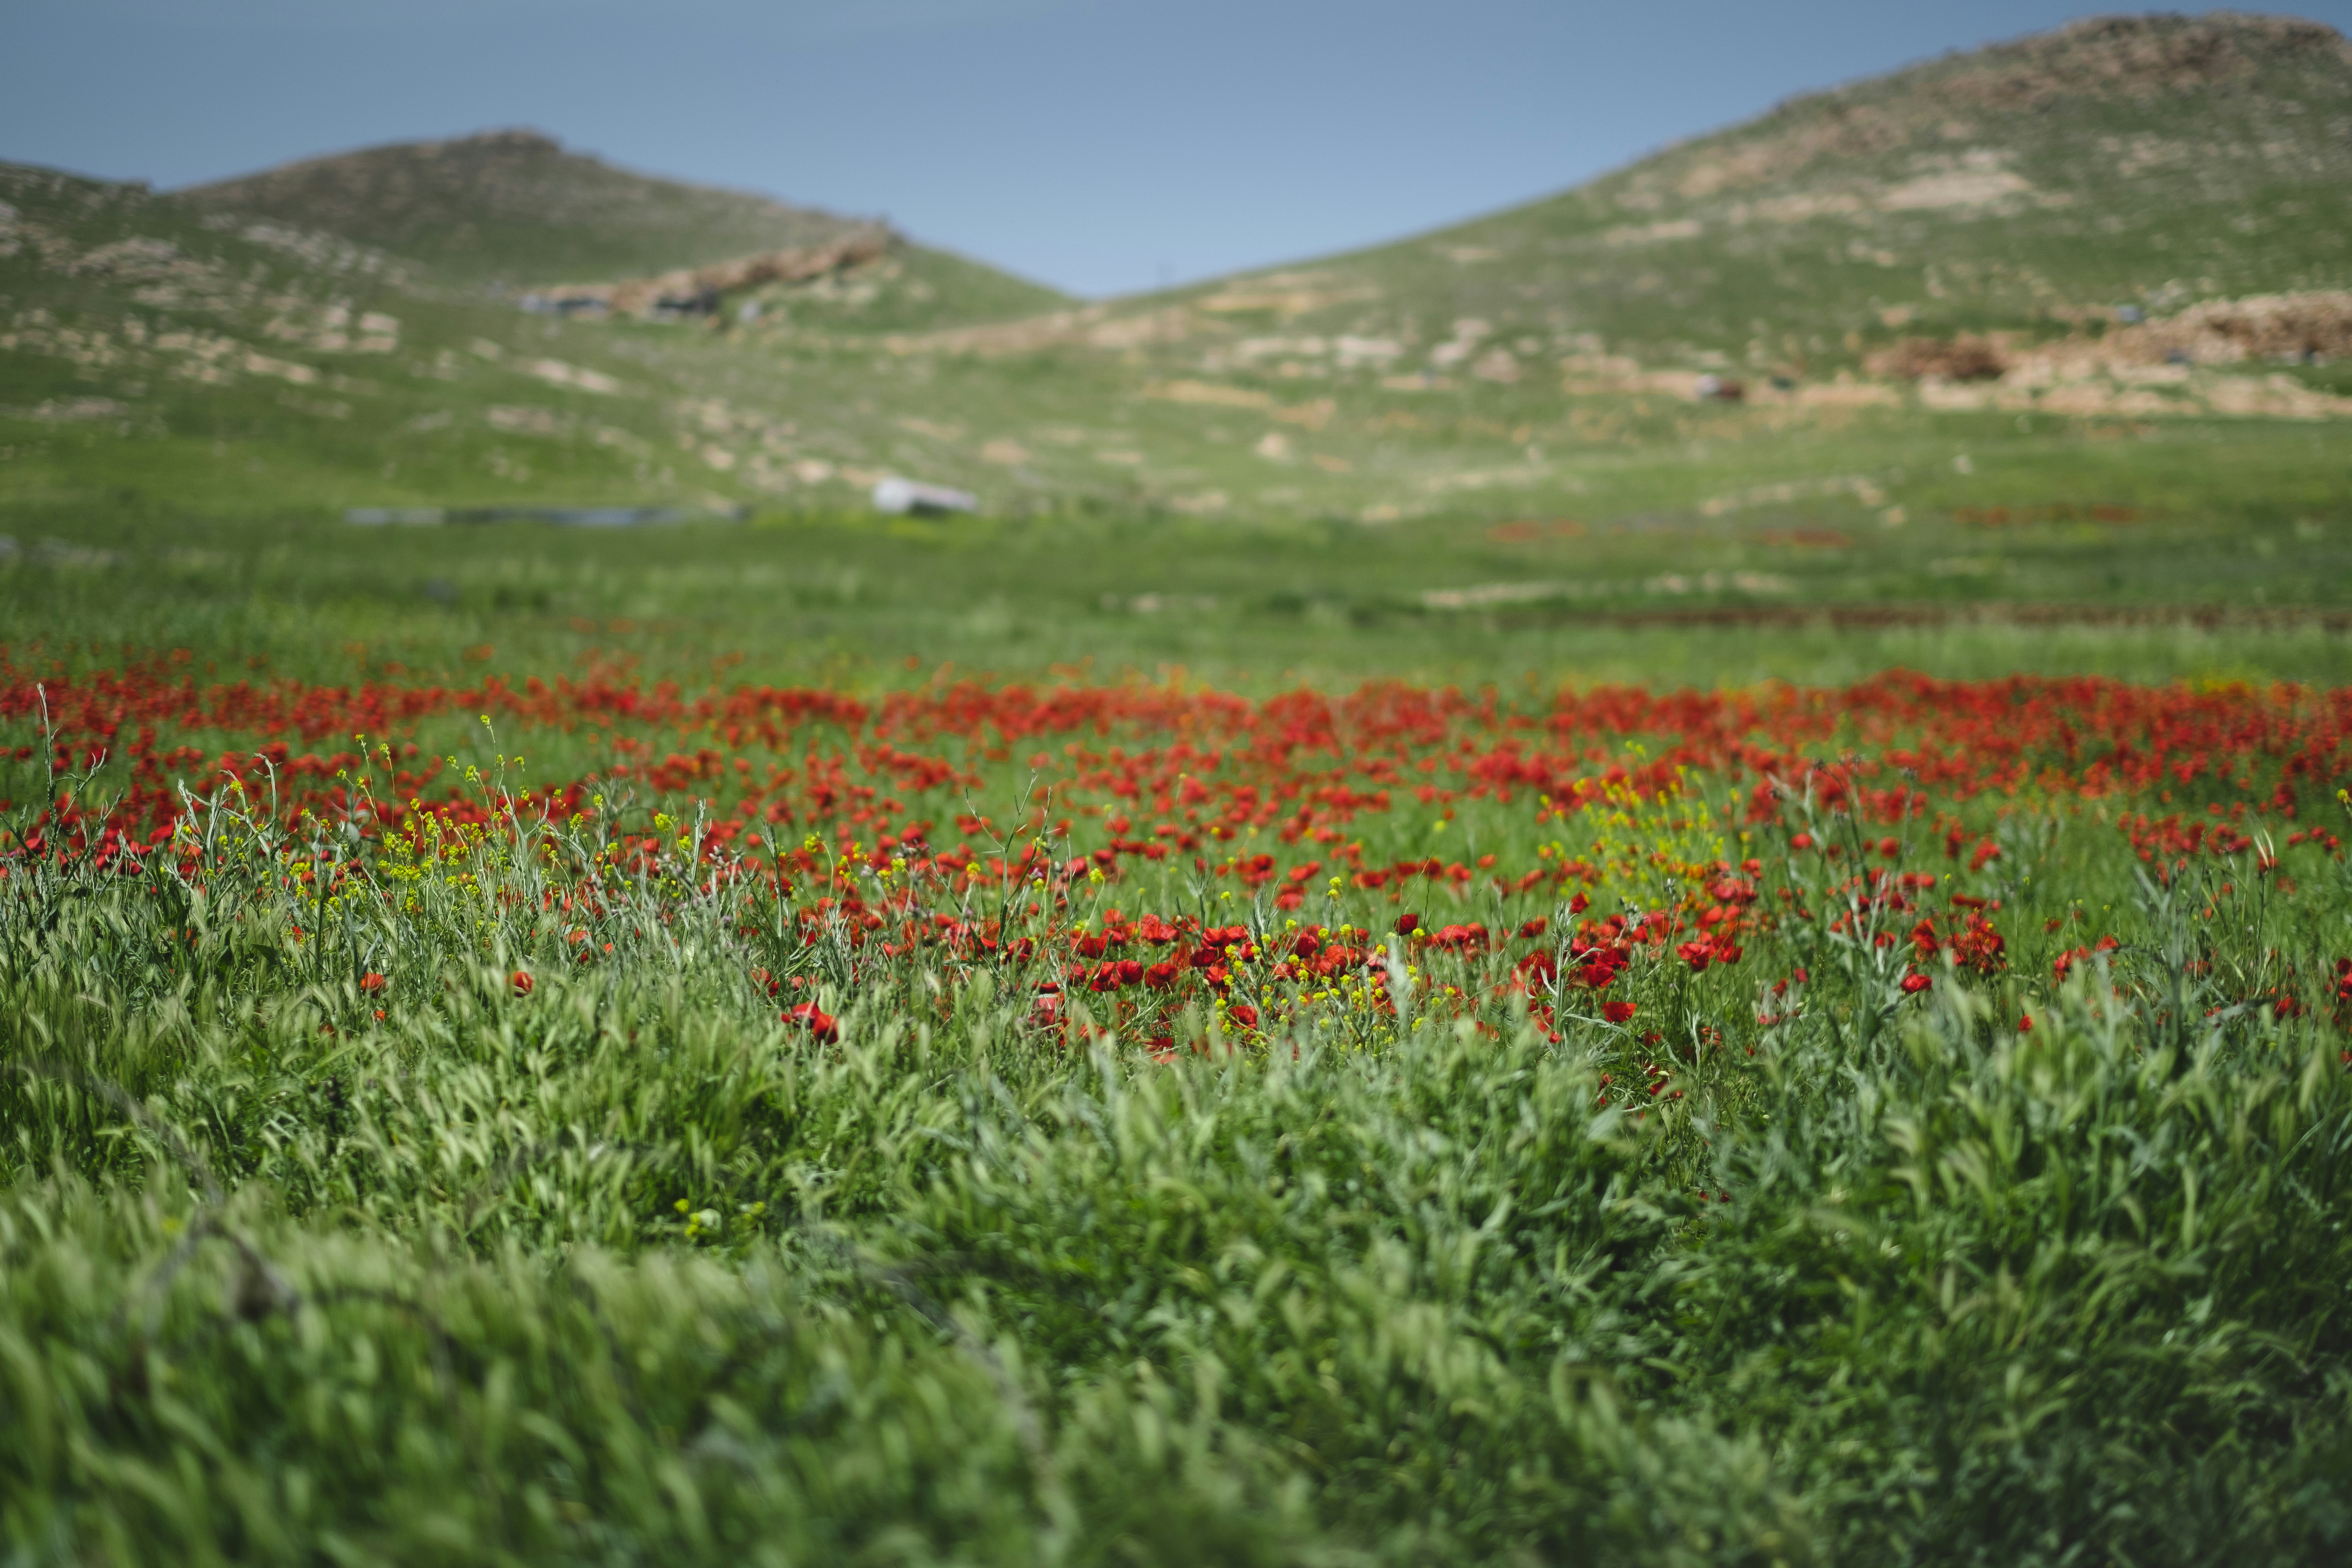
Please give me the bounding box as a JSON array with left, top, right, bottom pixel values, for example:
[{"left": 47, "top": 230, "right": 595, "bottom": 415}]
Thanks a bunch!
[{"left": 8, "top": 654, "right": 2345, "bottom": 1055}]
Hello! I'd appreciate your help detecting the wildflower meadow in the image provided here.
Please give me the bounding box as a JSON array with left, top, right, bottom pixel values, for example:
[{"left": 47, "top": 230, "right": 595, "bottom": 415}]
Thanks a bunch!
[
  {"left": 3, "top": 641, "right": 2350, "bottom": 1565},
  {"left": 9, "top": 7, "right": 2352, "bottom": 1560}
]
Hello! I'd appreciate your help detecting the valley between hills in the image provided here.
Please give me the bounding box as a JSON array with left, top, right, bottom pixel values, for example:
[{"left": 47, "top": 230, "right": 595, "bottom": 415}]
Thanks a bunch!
[{"left": 2, "top": 11, "right": 2349, "bottom": 673}]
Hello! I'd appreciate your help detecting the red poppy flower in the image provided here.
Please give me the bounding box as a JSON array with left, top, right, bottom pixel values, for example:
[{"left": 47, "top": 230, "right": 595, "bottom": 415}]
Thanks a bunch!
[
  {"left": 1900, "top": 972, "right": 1933, "bottom": 994},
  {"left": 510, "top": 970, "right": 533, "bottom": 996},
  {"left": 1602, "top": 999, "right": 1638, "bottom": 1024},
  {"left": 360, "top": 972, "right": 387, "bottom": 993},
  {"left": 784, "top": 1001, "right": 839, "bottom": 1041}
]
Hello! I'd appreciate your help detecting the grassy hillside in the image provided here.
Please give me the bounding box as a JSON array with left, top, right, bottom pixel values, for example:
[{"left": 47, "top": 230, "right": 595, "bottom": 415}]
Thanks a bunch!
[
  {"left": 0, "top": 158, "right": 739, "bottom": 514},
  {"left": 1160, "top": 12, "right": 2352, "bottom": 372},
  {"left": 193, "top": 130, "right": 818, "bottom": 283},
  {"left": 4, "top": 12, "right": 2348, "bottom": 582},
  {"left": 176, "top": 128, "right": 1069, "bottom": 321}
]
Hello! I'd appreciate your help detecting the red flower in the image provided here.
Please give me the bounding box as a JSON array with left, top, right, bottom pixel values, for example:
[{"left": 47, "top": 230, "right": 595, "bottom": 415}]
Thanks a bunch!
[
  {"left": 510, "top": 970, "right": 533, "bottom": 996},
  {"left": 1602, "top": 999, "right": 1638, "bottom": 1024},
  {"left": 360, "top": 972, "right": 387, "bottom": 993},
  {"left": 1394, "top": 913, "right": 1420, "bottom": 935},
  {"left": 1675, "top": 940, "right": 1712, "bottom": 973},
  {"left": 1900, "top": 972, "right": 1933, "bottom": 994},
  {"left": 2018, "top": 1012, "right": 2033, "bottom": 1032},
  {"left": 1226, "top": 1002, "right": 1259, "bottom": 1030},
  {"left": 784, "top": 1001, "right": 839, "bottom": 1041},
  {"left": 1948, "top": 912, "right": 2007, "bottom": 975}
]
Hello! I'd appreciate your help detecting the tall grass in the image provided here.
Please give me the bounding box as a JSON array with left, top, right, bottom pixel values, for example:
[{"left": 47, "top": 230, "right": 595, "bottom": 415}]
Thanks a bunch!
[{"left": 2, "top": 729, "right": 2348, "bottom": 1564}]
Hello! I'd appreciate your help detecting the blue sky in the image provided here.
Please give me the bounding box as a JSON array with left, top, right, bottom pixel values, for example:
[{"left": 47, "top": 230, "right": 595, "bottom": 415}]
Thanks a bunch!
[{"left": 7, "top": 2, "right": 2349, "bottom": 297}]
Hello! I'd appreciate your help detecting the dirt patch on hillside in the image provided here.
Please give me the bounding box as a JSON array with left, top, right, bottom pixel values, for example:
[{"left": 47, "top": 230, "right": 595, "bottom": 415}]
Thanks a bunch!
[
  {"left": 884, "top": 305, "right": 1194, "bottom": 358},
  {"left": 1872, "top": 292, "right": 2352, "bottom": 399},
  {"left": 537, "top": 230, "right": 889, "bottom": 317},
  {"left": 1192, "top": 271, "right": 1378, "bottom": 317},
  {"left": 1144, "top": 379, "right": 1272, "bottom": 410},
  {"left": 2111, "top": 291, "right": 2352, "bottom": 365},
  {"left": 1868, "top": 334, "right": 2009, "bottom": 381},
  {"left": 1671, "top": 105, "right": 1911, "bottom": 200},
  {"left": 1875, "top": 168, "right": 2035, "bottom": 210}
]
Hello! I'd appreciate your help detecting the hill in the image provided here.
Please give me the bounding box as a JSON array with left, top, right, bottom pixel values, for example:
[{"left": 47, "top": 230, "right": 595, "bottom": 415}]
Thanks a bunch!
[
  {"left": 183, "top": 128, "right": 859, "bottom": 286},
  {"left": 176, "top": 128, "right": 1070, "bottom": 326},
  {"left": 4, "top": 11, "right": 2349, "bottom": 565},
  {"left": 1122, "top": 12, "right": 2352, "bottom": 378}
]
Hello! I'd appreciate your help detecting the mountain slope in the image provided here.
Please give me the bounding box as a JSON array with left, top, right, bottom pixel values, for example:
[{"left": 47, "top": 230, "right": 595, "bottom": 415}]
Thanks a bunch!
[
  {"left": 6, "top": 12, "right": 2350, "bottom": 542},
  {"left": 176, "top": 128, "right": 1071, "bottom": 326},
  {"left": 0, "top": 158, "right": 746, "bottom": 514},
  {"left": 179, "top": 129, "right": 865, "bottom": 287},
  {"left": 1136, "top": 12, "right": 2352, "bottom": 375}
]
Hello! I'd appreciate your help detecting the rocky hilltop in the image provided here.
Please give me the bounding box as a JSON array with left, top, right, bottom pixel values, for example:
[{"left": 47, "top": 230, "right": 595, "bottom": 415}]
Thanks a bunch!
[{"left": 181, "top": 129, "right": 894, "bottom": 288}]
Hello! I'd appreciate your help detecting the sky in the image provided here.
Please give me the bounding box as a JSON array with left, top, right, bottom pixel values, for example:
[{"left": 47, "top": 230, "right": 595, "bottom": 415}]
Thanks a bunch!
[{"left": 7, "top": 1, "right": 2351, "bottom": 298}]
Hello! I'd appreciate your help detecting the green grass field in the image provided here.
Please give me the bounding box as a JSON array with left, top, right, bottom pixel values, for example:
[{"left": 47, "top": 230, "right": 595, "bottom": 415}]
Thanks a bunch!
[
  {"left": 6, "top": 452, "right": 2352, "bottom": 696},
  {"left": 7, "top": 14, "right": 2352, "bottom": 1562},
  {"left": 4, "top": 499, "right": 2352, "bottom": 1564}
]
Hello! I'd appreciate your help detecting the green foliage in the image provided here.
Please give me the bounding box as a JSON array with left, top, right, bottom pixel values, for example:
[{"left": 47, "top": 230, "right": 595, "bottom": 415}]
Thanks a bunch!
[
  {"left": 9, "top": 494, "right": 2352, "bottom": 695},
  {"left": 5, "top": 17, "right": 2352, "bottom": 1557},
  {"left": 2, "top": 725, "right": 2350, "bottom": 1563}
]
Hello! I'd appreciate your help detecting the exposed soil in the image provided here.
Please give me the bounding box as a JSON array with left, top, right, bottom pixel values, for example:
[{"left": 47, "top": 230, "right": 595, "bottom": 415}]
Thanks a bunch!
[
  {"left": 537, "top": 230, "right": 891, "bottom": 316},
  {"left": 1868, "top": 334, "right": 2009, "bottom": 381}
]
